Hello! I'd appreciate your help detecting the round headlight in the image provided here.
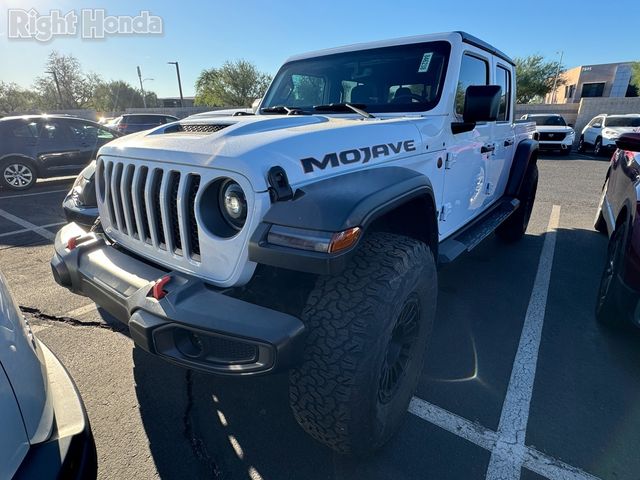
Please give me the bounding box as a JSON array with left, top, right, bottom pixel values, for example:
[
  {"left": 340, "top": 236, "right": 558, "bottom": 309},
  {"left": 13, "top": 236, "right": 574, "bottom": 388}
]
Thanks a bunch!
[{"left": 219, "top": 180, "right": 247, "bottom": 230}]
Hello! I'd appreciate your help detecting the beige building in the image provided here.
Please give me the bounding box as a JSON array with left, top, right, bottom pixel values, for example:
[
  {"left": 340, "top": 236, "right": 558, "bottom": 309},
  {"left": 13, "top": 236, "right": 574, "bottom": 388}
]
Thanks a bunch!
[{"left": 546, "top": 62, "right": 634, "bottom": 104}]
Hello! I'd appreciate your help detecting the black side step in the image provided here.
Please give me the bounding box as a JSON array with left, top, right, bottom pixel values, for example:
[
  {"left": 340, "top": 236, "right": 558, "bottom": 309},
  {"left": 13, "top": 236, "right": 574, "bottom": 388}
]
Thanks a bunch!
[{"left": 438, "top": 197, "right": 520, "bottom": 264}]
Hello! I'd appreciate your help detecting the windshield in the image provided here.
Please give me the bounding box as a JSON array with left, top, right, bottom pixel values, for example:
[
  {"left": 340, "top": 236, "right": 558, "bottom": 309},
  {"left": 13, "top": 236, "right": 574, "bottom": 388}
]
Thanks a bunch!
[
  {"left": 606, "top": 116, "right": 640, "bottom": 127},
  {"left": 261, "top": 41, "right": 451, "bottom": 114},
  {"left": 530, "top": 115, "right": 566, "bottom": 126}
]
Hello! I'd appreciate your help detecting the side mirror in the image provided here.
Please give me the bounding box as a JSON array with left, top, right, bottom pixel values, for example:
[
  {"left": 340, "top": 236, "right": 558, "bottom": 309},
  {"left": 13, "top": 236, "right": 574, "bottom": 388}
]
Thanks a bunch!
[
  {"left": 451, "top": 85, "right": 501, "bottom": 134},
  {"left": 463, "top": 85, "right": 501, "bottom": 123},
  {"left": 252, "top": 97, "right": 262, "bottom": 113},
  {"left": 616, "top": 133, "right": 640, "bottom": 152},
  {"left": 593, "top": 124, "right": 602, "bottom": 129}
]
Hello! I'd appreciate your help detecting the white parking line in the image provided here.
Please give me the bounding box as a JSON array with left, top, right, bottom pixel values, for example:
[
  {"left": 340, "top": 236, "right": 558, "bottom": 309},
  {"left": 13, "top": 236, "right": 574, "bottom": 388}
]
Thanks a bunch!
[
  {"left": 486, "top": 204, "right": 561, "bottom": 479},
  {"left": 0, "top": 208, "right": 56, "bottom": 241},
  {"left": 409, "top": 205, "right": 596, "bottom": 479},
  {"left": 0, "top": 221, "right": 66, "bottom": 238},
  {"left": 409, "top": 397, "right": 598, "bottom": 480},
  {"left": 0, "top": 188, "right": 68, "bottom": 201}
]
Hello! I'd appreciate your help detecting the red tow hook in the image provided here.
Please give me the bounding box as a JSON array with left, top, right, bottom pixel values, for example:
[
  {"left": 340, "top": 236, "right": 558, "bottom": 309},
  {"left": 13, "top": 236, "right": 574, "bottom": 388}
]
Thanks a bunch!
[
  {"left": 150, "top": 275, "right": 171, "bottom": 300},
  {"left": 66, "top": 235, "right": 91, "bottom": 250}
]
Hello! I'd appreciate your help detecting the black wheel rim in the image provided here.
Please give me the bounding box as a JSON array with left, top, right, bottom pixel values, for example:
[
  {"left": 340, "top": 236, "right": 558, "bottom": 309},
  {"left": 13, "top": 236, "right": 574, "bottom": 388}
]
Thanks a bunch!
[
  {"left": 378, "top": 295, "right": 420, "bottom": 404},
  {"left": 597, "top": 229, "right": 622, "bottom": 312}
]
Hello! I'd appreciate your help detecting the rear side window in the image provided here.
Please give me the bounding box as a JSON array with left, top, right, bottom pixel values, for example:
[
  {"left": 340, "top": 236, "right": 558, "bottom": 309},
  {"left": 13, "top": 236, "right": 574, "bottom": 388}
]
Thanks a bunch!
[
  {"left": 11, "top": 121, "right": 38, "bottom": 138},
  {"left": 38, "top": 121, "right": 68, "bottom": 140},
  {"left": 496, "top": 66, "right": 511, "bottom": 121},
  {"left": 163, "top": 116, "right": 178, "bottom": 123},
  {"left": 456, "top": 54, "right": 489, "bottom": 115}
]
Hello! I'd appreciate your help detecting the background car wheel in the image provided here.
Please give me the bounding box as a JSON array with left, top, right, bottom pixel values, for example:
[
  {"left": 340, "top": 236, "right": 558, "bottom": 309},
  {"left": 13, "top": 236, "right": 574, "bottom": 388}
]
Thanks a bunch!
[
  {"left": 594, "top": 137, "right": 603, "bottom": 156},
  {"left": 1, "top": 160, "right": 37, "bottom": 190},
  {"left": 496, "top": 163, "right": 539, "bottom": 243},
  {"left": 289, "top": 232, "right": 437, "bottom": 455},
  {"left": 596, "top": 221, "right": 628, "bottom": 327},
  {"left": 577, "top": 136, "right": 586, "bottom": 153}
]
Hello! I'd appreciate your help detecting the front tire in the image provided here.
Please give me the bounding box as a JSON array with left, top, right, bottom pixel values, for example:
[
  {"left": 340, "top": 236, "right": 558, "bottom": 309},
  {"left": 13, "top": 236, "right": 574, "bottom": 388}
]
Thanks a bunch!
[
  {"left": 496, "top": 164, "right": 539, "bottom": 243},
  {"left": 596, "top": 221, "right": 628, "bottom": 327},
  {"left": 289, "top": 233, "right": 437, "bottom": 455},
  {"left": 1, "top": 159, "right": 37, "bottom": 190},
  {"left": 577, "top": 136, "right": 586, "bottom": 153},
  {"left": 594, "top": 137, "right": 604, "bottom": 156}
]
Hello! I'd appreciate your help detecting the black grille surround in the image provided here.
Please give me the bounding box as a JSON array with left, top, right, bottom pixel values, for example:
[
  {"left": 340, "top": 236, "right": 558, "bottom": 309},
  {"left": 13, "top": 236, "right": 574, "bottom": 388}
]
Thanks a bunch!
[{"left": 539, "top": 132, "right": 567, "bottom": 141}]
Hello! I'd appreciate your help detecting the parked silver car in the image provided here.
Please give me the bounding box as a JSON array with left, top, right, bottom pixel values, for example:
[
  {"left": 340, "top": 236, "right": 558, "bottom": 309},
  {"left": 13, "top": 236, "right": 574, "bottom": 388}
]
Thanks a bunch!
[{"left": 0, "top": 270, "right": 96, "bottom": 479}]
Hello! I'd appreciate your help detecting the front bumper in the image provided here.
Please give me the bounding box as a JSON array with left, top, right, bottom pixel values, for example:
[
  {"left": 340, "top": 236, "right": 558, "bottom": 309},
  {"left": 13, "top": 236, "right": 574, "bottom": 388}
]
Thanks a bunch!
[
  {"left": 14, "top": 341, "right": 97, "bottom": 480},
  {"left": 538, "top": 137, "right": 574, "bottom": 151},
  {"left": 62, "top": 195, "right": 99, "bottom": 229},
  {"left": 51, "top": 223, "right": 305, "bottom": 375}
]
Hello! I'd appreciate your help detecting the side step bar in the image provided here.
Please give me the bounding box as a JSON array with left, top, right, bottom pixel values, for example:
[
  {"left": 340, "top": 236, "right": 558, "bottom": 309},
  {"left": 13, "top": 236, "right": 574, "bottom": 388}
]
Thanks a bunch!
[{"left": 438, "top": 197, "right": 520, "bottom": 265}]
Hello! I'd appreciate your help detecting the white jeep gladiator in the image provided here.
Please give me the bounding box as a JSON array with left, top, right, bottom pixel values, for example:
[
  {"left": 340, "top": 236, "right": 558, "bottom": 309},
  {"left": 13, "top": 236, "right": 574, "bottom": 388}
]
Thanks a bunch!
[{"left": 51, "top": 31, "right": 538, "bottom": 454}]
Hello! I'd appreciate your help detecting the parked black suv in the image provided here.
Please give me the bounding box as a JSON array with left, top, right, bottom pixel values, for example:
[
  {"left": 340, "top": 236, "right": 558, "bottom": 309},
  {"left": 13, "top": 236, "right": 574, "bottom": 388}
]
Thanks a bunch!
[
  {"left": 105, "top": 114, "right": 178, "bottom": 135},
  {"left": 0, "top": 115, "right": 121, "bottom": 190}
]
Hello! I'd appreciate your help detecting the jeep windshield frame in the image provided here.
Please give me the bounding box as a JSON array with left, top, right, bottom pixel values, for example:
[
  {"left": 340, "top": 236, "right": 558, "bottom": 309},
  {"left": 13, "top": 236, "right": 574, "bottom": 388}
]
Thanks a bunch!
[{"left": 260, "top": 41, "right": 451, "bottom": 115}]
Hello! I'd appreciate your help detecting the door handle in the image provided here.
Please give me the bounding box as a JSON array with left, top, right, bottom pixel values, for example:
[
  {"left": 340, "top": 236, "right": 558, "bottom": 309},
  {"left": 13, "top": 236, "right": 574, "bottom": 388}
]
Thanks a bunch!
[
  {"left": 504, "top": 138, "right": 514, "bottom": 147},
  {"left": 481, "top": 144, "right": 495, "bottom": 154}
]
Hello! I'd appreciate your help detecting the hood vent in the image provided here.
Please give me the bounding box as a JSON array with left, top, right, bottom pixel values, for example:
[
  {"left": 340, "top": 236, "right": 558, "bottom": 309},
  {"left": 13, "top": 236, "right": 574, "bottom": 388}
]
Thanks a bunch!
[{"left": 164, "top": 123, "right": 231, "bottom": 134}]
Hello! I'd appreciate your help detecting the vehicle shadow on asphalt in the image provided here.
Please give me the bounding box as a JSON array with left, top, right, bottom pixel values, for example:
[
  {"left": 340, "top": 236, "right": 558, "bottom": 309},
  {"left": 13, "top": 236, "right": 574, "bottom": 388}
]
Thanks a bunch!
[{"left": 128, "top": 226, "right": 640, "bottom": 480}]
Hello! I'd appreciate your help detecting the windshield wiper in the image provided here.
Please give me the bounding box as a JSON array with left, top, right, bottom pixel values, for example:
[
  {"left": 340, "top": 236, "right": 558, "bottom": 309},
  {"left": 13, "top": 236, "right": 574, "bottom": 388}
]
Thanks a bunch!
[
  {"left": 313, "top": 103, "right": 375, "bottom": 119},
  {"left": 260, "top": 105, "right": 308, "bottom": 115}
]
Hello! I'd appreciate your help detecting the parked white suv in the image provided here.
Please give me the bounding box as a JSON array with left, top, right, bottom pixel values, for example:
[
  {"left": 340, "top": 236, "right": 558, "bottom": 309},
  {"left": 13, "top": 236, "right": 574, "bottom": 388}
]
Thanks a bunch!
[
  {"left": 520, "top": 114, "right": 574, "bottom": 155},
  {"left": 0, "top": 270, "right": 96, "bottom": 479},
  {"left": 579, "top": 114, "right": 640, "bottom": 156}
]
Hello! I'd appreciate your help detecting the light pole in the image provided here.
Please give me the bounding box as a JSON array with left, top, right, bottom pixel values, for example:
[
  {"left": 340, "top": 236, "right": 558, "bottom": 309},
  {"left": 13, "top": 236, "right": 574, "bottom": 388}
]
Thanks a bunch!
[
  {"left": 46, "top": 69, "right": 63, "bottom": 109},
  {"left": 167, "top": 61, "right": 184, "bottom": 108},
  {"left": 551, "top": 51, "right": 564, "bottom": 104},
  {"left": 137, "top": 66, "right": 155, "bottom": 108},
  {"left": 137, "top": 66, "right": 147, "bottom": 108}
]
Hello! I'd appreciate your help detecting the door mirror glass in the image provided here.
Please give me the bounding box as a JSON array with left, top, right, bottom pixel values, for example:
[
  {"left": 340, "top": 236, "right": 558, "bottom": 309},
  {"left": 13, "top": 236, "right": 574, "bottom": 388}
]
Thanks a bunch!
[
  {"left": 463, "top": 85, "right": 501, "bottom": 123},
  {"left": 592, "top": 123, "right": 602, "bottom": 129}
]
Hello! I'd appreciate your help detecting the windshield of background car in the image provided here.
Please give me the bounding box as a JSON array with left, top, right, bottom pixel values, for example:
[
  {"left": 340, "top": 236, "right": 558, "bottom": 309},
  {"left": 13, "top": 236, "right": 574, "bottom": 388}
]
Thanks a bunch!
[
  {"left": 606, "top": 117, "right": 640, "bottom": 127},
  {"left": 532, "top": 115, "right": 566, "bottom": 126},
  {"left": 261, "top": 41, "right": 451, "bottom": 114}
]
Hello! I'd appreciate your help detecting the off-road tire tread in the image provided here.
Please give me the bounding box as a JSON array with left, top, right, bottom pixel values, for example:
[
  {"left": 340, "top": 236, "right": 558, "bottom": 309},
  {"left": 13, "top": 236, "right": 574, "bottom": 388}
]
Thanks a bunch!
[{"left": 289, "top": 232, "right": 435, "bottom": 454}]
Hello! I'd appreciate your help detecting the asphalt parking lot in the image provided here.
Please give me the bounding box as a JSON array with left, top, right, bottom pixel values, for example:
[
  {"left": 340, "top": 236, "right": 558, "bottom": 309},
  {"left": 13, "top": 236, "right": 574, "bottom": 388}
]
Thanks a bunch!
[{"left": 1, "top": 152, "right": 639, "bottom": 480}]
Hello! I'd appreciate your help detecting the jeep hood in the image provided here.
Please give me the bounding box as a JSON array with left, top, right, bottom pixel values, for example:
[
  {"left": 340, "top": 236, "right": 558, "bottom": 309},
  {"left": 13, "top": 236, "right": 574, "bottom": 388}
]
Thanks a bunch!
[{"left": 98, "top": 114, "right": 439, "bottom": 191}]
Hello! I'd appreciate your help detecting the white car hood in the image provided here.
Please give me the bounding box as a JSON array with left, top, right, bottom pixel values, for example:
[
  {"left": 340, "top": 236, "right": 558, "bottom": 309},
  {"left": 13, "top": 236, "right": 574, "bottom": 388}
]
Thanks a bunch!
[
  {"left": 535, "top": 125, "right": 574, "bottom": 133},
  {"left": 98, "top": 113, "right": 435, "bottom": 191},
  {"left": 604, "top": 126, "right": 640, "bottom": 135}
]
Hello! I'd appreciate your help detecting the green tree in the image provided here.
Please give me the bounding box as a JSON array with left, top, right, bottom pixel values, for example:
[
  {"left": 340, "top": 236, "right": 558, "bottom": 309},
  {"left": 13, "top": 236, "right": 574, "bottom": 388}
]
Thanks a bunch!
[
  {"left": 514, "top": 55, "right": 565, "bottom": 104},
  {"left": 0, "top": 82, "right": 39, "bottom": 114},
  {"left": 92, "top": 80, "right": 158, "bottom": 112},
  {"left": 194, "top": 59, "right": 272, "bottom": 107},
  {"left": 34, "top": 51, "right": 101, "bottom": 109}
]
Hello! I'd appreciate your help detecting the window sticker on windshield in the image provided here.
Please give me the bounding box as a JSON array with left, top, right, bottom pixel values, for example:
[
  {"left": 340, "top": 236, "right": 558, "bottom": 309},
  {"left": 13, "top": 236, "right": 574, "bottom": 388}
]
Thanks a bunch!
[{"left": 418, "top": 53, "right": 433, "bottom": 73}]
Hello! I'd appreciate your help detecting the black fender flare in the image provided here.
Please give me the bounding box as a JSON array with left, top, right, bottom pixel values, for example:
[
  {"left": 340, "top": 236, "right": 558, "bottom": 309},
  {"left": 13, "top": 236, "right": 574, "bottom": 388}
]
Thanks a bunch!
[
  {"left": 505, "top": 139, "right": 538, "bottom": 197},
  {"left": 249, "top": 166, "right": 437, "bottom": 275}
]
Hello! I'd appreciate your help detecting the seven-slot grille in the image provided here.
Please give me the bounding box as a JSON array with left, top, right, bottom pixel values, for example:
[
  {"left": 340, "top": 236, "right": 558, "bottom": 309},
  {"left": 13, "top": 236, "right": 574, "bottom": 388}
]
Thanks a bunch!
[{"left": 98, "top": 159, "right": 202, "bottom": 261}]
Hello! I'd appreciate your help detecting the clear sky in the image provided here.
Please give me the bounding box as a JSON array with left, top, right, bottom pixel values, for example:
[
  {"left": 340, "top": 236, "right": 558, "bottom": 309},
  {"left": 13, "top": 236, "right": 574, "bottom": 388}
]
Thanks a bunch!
[{"left": 1, "top": 0, "right": 638, "bottom": 98}]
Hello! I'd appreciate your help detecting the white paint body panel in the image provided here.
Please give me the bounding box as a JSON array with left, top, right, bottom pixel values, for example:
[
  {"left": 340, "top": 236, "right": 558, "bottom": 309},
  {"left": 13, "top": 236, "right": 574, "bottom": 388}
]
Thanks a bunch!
[{"left": 95, "top": 32, "right": 534, "bottom": 287}]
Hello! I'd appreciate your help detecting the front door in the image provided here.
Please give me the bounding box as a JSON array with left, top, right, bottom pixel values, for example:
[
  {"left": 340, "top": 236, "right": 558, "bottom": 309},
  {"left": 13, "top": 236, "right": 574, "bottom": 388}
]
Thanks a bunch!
[
  {"left": 440, "top": 51, "right": 493, "bottom": 239},
  {"left": 35, "top": 119, "right": 81, "bottom": 173}
]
